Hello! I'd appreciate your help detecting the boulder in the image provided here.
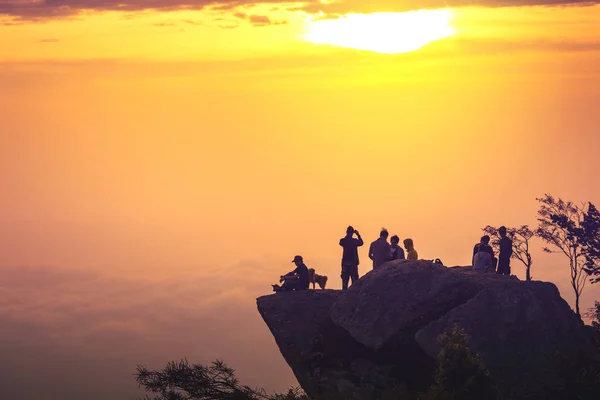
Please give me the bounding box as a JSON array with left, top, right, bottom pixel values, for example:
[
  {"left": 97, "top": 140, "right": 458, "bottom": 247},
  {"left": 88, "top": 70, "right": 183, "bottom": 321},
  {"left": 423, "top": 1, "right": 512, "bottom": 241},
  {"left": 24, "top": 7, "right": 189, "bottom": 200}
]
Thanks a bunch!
[{"left": 257, "top": 260, "right": 599, "bottom": 399}]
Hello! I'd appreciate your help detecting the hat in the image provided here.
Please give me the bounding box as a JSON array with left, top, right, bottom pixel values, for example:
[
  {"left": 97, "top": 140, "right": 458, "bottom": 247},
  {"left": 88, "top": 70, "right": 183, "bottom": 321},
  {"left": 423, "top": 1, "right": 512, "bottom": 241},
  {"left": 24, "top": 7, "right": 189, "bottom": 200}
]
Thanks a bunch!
[{"left": 292, "top": 255, "right": 303, "bottom": 263}]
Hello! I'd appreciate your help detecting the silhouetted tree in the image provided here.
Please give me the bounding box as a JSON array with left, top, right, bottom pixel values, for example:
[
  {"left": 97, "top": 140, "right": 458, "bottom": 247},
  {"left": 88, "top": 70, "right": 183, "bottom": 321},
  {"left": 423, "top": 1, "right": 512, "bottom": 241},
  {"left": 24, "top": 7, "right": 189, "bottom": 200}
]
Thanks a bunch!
[
  {"left": 590, "top": 301, "right": 600, "bottom": 331},
  {"left": 135, "top": 359, "right": 307, "bottom": 400},
  {"left": 483, "top": 225, "right": 535, "bottom": 281},
  {"left": 134, "top": 325, "right": 505, "bottom": 400},
  {"left": 581, "top": 204, "right": 600, "bottom": 283},
  {"left": 535, "top": 194, "right": 590, "bottom": 318},
  {"left": 420, "top": 324, "right": 499, "bottom": 400},
  {"left": 585, "top": 301, "right": 600, "bottom": 350}
]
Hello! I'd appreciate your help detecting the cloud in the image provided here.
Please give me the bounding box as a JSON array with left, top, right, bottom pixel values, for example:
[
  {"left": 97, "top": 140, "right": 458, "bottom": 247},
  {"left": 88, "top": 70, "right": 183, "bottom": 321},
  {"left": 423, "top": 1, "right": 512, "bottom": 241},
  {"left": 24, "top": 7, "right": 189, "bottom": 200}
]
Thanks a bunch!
[
  {"left": 453, "top": 37, "right": 600, "bottom": 54},
  {"left": 152, "top": 21, "right": 178, "bottom": 26},
  {"left": 248, "top": 14, "right": 272, "bottom": 25},
  {"left": 0, "top": 0, "right": 598, "bottom": 22},
  {"left": 299, "top": 0, "right": 598, "bottom": 16},
  {"left": 232, "top": 12, "right": 288, "bottom": 26},
  {"left": 0, "top": 263, "right": 295, "bottom": 400},
  {"left": 151, "top": 18, "right": 203, "bottom": 27}
]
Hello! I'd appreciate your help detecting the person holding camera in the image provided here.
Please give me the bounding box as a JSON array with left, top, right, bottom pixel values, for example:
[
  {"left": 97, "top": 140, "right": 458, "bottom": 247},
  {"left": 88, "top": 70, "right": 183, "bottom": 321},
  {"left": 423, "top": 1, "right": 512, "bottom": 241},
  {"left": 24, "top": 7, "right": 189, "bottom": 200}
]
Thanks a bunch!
[{"left": 339, "top": 226, "right": 364, "bottom": 290}]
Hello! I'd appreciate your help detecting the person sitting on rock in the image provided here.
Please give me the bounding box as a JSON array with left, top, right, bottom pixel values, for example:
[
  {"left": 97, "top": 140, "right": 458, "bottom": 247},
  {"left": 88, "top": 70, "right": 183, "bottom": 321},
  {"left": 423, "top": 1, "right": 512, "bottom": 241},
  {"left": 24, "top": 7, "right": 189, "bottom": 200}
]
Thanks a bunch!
[
  {"left": 473, "top": 244, "right": 492, "bottom": 272},
  {"left": 272, "top": 255, "right": 310, "bottom": 292},
  {"left": 389, "top": 235, "right": 405, "bottom": 261},
  {"left": 473, "top": 235, "right": 496, "bottom": 271},
  {"left": 369, "top": 228, "right": 391, "bottom": 269},
  {"left": 404, "top": 238, "right": 418, "bottom": 260}
]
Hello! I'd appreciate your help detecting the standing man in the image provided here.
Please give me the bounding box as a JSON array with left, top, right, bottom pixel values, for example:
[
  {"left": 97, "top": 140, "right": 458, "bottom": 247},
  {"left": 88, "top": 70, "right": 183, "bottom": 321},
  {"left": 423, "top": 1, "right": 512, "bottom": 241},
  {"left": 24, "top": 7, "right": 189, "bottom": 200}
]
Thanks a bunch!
[
  {"left": 339, "top": 226, "right": 364, "bottom": 290},
  {"left": 369, "top": 228, "right": 391, "bottom": 270},
  {"left": 497, "top": 226, "right": 513, "bottom": 276}
]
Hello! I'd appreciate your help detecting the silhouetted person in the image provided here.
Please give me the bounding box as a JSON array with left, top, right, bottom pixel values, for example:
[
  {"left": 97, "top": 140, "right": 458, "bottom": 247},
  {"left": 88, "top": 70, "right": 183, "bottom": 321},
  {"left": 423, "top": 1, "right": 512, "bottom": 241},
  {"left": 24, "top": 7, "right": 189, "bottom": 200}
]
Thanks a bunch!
[
  {"left": 339, "top": 226, "right": 363, "bottom": 290},
  {"left": 473, "top": 235, "right": 495, "bottom": 272},
  {"left": 473, "top": 244, "right": 492, "bottom": 272},
  {"left": 404, "top": 238, "right": 418, "bottom": 260},
  {"left": 272, "top": 255, "right": 309, "bottom": 292},
  {"left": 497, "top": 226, "right": 513, "bottom": 276},
  {"left": 369, "top": 229, "right": 390, "bottom": 269},
  {"left": 389, "top": 235, "right": 405, "bottom": 261}
]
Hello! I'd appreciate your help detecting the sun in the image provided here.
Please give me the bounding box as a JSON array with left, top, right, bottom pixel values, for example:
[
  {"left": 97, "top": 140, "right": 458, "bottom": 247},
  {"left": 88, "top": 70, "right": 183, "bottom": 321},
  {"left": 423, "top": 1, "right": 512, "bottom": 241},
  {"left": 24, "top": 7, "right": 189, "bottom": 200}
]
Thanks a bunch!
[{"left": 302, "top": 10, "right": 457, "bottom": 54}]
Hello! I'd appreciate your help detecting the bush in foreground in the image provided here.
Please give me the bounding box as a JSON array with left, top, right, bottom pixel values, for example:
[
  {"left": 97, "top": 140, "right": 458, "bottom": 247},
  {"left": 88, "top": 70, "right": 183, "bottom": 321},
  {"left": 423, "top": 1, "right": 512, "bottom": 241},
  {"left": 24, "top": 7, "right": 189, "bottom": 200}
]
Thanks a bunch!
[{"left": 133, "top": 325, "right": 503, "bottom": 400}]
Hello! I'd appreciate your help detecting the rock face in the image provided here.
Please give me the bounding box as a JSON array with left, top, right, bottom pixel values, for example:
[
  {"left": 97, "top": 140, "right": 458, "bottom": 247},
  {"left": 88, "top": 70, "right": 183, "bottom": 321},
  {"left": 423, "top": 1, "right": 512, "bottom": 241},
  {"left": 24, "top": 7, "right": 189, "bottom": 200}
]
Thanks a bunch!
[{"left": 257, "top": 260, "right": 599, "bottom": 399}]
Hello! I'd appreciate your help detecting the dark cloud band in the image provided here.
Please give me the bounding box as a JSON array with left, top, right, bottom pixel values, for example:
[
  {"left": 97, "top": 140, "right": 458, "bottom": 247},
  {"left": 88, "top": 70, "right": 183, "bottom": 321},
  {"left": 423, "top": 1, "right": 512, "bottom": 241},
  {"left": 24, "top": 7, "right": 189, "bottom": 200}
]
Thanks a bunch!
[{"left": 0, "top": 0, "right": 597, "bottom": 21}]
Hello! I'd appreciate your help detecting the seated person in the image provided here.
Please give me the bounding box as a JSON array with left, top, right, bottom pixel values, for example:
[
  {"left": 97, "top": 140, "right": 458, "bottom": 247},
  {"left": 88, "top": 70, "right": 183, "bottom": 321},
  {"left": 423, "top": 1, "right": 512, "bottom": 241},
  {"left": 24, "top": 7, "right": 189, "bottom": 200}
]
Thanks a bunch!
[
  {"left": 473, "top": 246, "right": 492, "bottom": 272},
  {"left": 272, "top": 255, "right": 310, "bottom": 292},
  {"left": 404, "top": 238, "right": 419, "bottom": 261},
  {"left": 473, "top": 235, "right": 496, "bottom": 271}
]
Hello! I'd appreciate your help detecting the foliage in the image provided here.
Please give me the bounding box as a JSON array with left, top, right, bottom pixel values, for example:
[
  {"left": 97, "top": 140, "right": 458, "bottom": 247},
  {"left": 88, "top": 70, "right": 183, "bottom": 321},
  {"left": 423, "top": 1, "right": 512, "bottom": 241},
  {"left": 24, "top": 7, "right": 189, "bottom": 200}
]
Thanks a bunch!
[
  {"left": 535, "top": 194, "right": 590, "bottom": 317},
  {"left": 581, "top": 204, "right": 600, "bottom": 283},
  {"left": 134, "top": 326, "right": 499, "bottom": 400},
  {"left": 135, "top": 359, "right": 308, "bottom": 400},
  {"left": 482, "top": 225, "right": 535, "bottom": 281},
  {"left": 419, "top": 324, "right": 499, "bottom": 400},
  {"left": 550, "top": 350, "right": 600, "bottom": 400},
  {"left": 590, "top": 301, "right": 600, "bottom": 331},
  {"left": 584, "top": 301, "right": 600, "bottom": 350}
]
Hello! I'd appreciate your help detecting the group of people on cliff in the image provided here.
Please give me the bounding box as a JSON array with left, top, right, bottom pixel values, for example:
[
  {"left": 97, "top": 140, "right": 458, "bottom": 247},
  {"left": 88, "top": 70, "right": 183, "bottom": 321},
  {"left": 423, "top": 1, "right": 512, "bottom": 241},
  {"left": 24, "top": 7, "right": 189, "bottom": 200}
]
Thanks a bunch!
[
  {"left": 271, "top": 225, "right": 514, "bottom": 293},
  {"left": 272, "top": 226, "right": 418, "bottom": 292},
  {"left": 339, "top": 226, "right": 418, "bottom": 290},
  {"left": 472, "top": 226, "right": 513, "bottom": 275}
]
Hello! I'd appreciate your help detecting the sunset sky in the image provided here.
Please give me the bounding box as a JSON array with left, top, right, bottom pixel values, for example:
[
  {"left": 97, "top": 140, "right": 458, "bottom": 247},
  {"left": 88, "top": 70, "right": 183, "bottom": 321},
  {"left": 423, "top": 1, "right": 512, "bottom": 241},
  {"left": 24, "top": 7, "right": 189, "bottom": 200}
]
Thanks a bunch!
[{"left": 2, "top": 0, "right": 600, "bottom": 398}]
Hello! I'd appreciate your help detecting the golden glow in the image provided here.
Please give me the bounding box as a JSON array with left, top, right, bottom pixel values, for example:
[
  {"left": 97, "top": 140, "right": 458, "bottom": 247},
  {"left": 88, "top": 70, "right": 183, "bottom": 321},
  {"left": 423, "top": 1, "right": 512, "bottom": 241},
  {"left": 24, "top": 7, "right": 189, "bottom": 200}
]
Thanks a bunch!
[{"left": 303, "top": 10, "right": 457, "bottom": 54}]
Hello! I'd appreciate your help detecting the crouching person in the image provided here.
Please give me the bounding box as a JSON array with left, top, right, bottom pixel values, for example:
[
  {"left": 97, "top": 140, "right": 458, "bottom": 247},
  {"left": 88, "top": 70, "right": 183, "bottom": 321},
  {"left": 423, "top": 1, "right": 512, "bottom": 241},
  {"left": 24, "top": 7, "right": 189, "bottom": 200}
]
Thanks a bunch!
[
  {"left": 473, "top": 246, "right": 492, "bottom": 272},
  {"left": 272, "top": 255, "right": 310, "bottom": 292}
]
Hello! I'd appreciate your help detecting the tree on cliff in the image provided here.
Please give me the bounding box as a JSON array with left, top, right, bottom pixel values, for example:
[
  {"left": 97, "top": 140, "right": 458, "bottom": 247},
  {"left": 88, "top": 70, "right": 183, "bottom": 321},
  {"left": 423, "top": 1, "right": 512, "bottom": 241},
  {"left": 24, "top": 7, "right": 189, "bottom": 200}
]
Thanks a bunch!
[
  {"left": 482, "top": 225, "right": 535, "bottom": 281},
  {"left": 581, "top": 203, "right": 600, "bottom": 283},
  {"left": 535, "top": 194, "right": 600, "bottom": 318},
  {"left": 420, "top": 324, "right": 499, "bottom": 400},
  {"left": 585, "top": 301, "right": 600, "bottom": 349}
]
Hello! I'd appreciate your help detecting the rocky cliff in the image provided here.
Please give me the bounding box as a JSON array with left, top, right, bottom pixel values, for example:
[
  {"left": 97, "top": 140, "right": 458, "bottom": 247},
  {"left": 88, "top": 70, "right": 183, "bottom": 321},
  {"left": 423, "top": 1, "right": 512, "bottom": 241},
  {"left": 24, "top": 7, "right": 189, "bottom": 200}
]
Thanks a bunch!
[{"left": 257, "top": 260, "right": 598, "bottom": 399}]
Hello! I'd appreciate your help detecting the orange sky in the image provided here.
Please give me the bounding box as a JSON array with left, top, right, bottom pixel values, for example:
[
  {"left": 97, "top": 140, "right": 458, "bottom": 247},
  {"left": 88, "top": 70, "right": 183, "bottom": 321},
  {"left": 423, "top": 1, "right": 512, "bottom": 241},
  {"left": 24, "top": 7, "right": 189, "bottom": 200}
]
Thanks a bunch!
[{"left": 1, "top": 2, "right": 600, "bottom": 399}]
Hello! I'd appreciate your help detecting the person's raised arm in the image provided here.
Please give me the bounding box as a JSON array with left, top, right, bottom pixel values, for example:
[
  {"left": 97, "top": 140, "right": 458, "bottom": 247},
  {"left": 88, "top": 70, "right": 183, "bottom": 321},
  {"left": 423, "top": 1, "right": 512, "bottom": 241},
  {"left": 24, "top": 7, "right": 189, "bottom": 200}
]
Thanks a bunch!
[{"left": 356, "top": 231, "right": 364, "bottom": 246}]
